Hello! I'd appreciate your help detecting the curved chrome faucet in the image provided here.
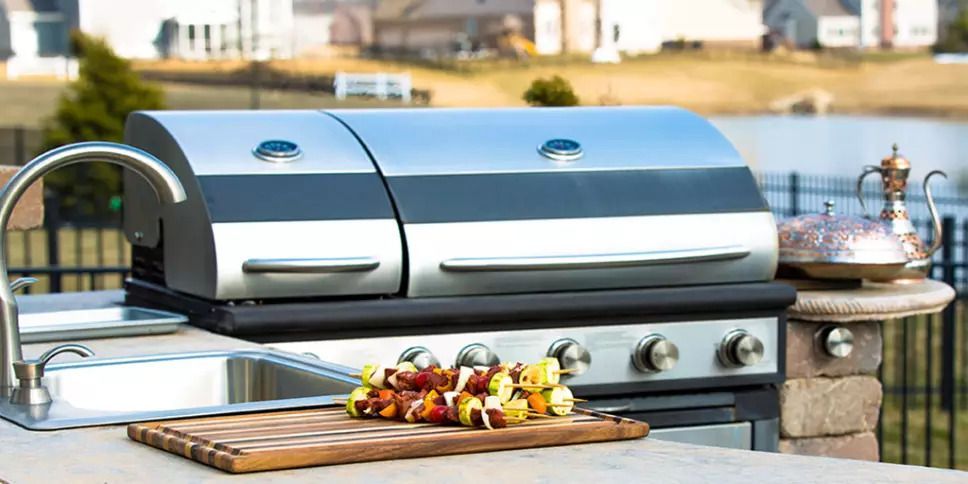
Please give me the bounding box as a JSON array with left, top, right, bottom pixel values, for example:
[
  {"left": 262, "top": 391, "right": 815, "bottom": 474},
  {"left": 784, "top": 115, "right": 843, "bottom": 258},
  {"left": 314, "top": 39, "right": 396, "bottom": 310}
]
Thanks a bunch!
[{"left": 0, "top": 141, "right": 187, "bottom": 398}]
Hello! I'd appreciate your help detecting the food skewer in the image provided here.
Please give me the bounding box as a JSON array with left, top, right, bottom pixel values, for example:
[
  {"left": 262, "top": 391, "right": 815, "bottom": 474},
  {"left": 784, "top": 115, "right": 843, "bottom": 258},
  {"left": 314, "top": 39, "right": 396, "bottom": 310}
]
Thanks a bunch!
[
  {"left": 525, "top": 412, "right": 554, "bottom": 419},
  {"left": 507, "top": 383, "right": 566, "bottom": 389},
  {"left": 554, "top": 368, "right": 578, "bottom": 375},
  {"left": 344, "top": 359, "right": 585, "bottom": 430}
]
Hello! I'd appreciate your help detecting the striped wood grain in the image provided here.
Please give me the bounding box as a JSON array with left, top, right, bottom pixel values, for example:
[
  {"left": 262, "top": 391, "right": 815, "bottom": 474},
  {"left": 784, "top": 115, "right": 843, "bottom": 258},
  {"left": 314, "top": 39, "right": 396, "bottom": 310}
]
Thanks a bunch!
[{"left": 128, "top": 407, "right": 649, "bottom": 473}]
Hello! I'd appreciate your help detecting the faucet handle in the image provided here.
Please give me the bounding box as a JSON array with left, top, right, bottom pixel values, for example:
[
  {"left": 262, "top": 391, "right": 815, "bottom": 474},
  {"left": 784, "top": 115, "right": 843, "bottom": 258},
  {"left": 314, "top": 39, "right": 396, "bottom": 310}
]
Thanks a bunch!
[{"left": 9, "top": 277, "right": 37, "bottom": 293}]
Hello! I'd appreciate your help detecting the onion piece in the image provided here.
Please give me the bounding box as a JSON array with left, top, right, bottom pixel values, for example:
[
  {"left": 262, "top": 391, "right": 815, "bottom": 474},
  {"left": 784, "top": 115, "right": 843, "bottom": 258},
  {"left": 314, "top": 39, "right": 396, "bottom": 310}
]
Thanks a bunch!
[
  {"left": 404, "top": 400, "right": 422, "bottom": 422},
  {"left": 443, "top": 391, "right": 459, "bottom": 407},
  {"left": 484, "top": 395, "right": 502, "bottom": 410},
  {"left": 454, "top": 366, "right": 473, "bottom": 393},
  {"left": 481, "top": 407, "right": 493, "bottom": 430},
  {"left": 368, "top": 364, "right": 385, "bottom": 389},
  {"left": 482, "top": 396, "right": 502, "bottom": 430},
  {"left": 387, "top": 371, "right": 400, "bottom": 390}
]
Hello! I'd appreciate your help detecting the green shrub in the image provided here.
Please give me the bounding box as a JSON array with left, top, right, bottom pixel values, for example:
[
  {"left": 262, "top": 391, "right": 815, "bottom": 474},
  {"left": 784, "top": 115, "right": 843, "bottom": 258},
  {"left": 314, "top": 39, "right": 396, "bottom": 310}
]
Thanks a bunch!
[
  {"left": 42, "top": 31, "right": 165, "bottom": 218},
  {"left": 935, "top": 6, "right": 968, "bottom": 53},
  {"left": 522, "top": 75, "right": 579, "bottom": 107}
]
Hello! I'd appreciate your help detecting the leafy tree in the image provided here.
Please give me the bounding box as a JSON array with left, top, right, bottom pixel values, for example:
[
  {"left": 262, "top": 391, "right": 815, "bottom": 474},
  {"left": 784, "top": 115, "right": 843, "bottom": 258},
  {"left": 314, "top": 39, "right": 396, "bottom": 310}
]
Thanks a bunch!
[
  {"left": 41, "top": 31, "right": 165, "bottom": 219},
  {"left": 935, "top": 3, "right": 968, "bottom": 53},
  {"left": 523, "top": 75, "right": 580, "bottom": 107}
]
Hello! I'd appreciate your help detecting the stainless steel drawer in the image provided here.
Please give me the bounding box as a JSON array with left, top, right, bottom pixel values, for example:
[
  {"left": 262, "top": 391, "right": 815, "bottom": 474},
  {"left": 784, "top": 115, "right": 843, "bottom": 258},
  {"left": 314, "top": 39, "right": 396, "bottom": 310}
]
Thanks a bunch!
[{"left": 649, "top": 422, "right": 752, "bottom": 450}]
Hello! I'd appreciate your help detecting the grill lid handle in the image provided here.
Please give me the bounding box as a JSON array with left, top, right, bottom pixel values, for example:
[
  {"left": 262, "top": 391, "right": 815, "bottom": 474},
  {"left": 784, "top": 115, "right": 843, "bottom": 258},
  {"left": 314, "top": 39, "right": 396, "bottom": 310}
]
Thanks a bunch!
[
  {"left": 242, "top": 257, "right": 381, "bottom": 274},
  {"left": 439, "top": 245, "right": 750, "bottom": 272}
]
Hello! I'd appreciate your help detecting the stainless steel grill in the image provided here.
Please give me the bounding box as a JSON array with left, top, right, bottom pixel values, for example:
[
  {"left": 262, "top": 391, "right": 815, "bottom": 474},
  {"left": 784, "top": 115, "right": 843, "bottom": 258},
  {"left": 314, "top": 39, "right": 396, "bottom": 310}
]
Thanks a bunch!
[{"left": 121, "top": 106, "right": 796, "bottom": 452}]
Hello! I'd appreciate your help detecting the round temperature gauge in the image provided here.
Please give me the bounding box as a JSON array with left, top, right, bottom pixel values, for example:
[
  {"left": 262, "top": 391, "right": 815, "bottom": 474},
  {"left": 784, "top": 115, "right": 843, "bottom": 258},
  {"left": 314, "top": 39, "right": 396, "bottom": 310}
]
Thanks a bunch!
[{"left": 253, "top": 140, "right": 302, "bottom": 163}]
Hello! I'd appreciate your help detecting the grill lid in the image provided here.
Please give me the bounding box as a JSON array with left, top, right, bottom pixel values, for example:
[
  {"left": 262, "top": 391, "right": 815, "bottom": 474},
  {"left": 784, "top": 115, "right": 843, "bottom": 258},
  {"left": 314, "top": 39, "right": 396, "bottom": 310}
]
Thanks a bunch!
[
  {"left": 330, "top": 107, "right": 778, "bottom": 297},
  {"left": 123, "top": 110, "right": 403, "bottom": 300},
  {"left": 124, "top": 107, "right": 777, "bottom": 300}
]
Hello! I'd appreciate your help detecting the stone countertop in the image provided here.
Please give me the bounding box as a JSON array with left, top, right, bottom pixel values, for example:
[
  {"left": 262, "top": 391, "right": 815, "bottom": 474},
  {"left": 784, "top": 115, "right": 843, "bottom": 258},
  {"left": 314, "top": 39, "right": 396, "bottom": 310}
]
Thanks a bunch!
[
  {"left": 0, "top": 295, "right": 966, "bottom": 482},
  {"left": 787, "top": 279, "right": 955, "bottom": 322}
]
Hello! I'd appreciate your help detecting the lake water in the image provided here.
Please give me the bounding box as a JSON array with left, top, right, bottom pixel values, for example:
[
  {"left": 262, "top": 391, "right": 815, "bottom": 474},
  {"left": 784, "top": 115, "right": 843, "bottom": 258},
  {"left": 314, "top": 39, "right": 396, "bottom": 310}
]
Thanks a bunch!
[{"left": 710, "top": 115, "right": 968, "bottom": 183}]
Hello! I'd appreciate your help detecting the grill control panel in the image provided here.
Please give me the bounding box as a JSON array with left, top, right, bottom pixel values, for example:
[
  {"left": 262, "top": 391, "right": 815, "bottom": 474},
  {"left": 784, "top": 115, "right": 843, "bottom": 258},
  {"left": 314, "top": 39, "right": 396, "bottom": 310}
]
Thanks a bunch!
[{"left": 274, "top": 317, "right": 779, "bottom": 390}]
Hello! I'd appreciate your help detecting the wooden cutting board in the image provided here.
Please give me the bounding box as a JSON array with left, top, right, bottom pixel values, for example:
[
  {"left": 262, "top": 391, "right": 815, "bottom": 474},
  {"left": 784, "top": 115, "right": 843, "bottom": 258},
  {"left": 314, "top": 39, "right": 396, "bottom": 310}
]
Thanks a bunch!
[{"left": 128, "top": 406, "right": 649, "bottom": 473}]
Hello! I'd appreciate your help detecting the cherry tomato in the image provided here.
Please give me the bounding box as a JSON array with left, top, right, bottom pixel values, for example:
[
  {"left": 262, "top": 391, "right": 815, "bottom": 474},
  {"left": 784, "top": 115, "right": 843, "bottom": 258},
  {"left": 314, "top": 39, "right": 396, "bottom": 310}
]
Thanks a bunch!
[
  {"left": 428, "top": 405, "right": 449, "bottom": 423},
  {"left": 415, "top": 372, "right": 430, "bottom": 389}
]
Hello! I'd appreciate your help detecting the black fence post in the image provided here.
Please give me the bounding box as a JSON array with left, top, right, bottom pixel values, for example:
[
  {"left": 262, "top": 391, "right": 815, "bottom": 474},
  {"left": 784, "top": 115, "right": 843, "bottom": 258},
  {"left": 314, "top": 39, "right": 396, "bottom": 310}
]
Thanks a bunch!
[
  {"left": 250, "top": 61, "right": 262, "bottom": 110},
  {"left": 789, "top": 172, "right": 800, "bottom": 217},
  {"left": 13, "top": 126, "right": 25, "bottom": 166},
  {"left": 44, "top": 192, "right": 62, "bottom": 293},
  {"left": 941, "top": 216, "right": 956, "bottom": 412}
]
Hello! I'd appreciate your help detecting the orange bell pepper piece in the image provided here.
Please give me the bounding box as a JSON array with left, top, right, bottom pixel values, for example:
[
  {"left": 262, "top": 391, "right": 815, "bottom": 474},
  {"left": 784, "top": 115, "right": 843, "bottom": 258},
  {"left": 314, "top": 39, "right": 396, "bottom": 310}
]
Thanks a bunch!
[
  {"left": 378, "top": 402, "right": 397, "bottom": 418},
  {"left": 527, "top": 392, "right": 548, "bottom": 414}
]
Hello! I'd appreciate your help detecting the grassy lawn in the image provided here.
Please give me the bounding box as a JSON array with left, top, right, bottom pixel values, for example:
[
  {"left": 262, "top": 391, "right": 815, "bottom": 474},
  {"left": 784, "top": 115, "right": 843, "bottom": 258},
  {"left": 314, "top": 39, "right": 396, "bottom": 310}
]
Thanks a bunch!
[
  {"left": 0, "top": 79, "right": 400, "bottom": 128},
  {"left": 878, "top": 308, "right": 968, "bottom": 469},
  {"left": 880, "top": 398, "right": 968, "bottom": 469},
  {"left": 251, "top": 50, "right": 968, "bottom": 117},
  {"left": 3, "top": 51, "right": 967, "bottom": 129}
]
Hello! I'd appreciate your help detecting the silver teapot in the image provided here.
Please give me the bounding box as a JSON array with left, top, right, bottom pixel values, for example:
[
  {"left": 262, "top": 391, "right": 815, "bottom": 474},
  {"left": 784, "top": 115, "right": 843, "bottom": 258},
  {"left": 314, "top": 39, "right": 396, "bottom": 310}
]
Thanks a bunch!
[{"left": 856, "top": 144, "right": 947, "bottom": 281}]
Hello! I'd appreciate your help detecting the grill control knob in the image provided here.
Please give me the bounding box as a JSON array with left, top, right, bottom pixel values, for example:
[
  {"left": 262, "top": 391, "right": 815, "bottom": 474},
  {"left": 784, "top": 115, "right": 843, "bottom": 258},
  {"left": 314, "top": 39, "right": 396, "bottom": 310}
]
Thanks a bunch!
[
  {"left": 719, "top": 330, "right": 765, "bottom": 367},
  {"left": 455, "top": 344, "right": 500, "bottom": 368},
  {"left": 398, "top": 346, "right": 440, "bottom": 370},
  {"left": 817, "top": 325, "right": 854, "bottom": 359},
  {"left": 632, "top": 334, "right": 679, "bottom": 373},
  {"left": 548, "top": 339, "right": 591, "bottom": 376}
]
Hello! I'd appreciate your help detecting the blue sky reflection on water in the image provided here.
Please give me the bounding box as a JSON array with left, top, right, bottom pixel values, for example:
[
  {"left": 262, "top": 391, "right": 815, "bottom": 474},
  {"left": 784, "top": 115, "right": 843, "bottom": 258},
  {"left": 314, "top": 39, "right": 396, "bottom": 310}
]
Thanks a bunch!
[{"left": 711, "top": 115, "right": 968, "bottom": 184}]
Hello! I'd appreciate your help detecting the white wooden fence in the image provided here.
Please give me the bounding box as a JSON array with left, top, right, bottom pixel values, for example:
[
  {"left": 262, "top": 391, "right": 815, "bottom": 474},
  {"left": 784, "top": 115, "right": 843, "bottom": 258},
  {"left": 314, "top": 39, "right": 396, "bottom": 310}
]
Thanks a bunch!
[
  {"left": 333, "top": 72, "right": 412, "bottom": 103},
  {"left": 5, "top": 56, "right": 78, "bottom": 80}
]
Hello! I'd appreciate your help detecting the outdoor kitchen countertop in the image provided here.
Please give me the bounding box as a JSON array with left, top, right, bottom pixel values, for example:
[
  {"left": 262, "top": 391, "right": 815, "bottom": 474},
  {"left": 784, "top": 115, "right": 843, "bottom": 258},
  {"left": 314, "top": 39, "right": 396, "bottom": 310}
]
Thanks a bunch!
[{"left": 0, "top": 293, "right": 965, "bottom": 482}]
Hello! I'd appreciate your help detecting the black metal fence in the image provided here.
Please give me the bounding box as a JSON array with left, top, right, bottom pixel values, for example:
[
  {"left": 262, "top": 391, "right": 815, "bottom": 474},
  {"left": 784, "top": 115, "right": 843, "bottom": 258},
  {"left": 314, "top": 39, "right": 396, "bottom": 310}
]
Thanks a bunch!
[
  {"left": 2, "top": 168, "right": 965, "bottom": 469},
  {"left": 759, "top": 172, "right": 967, "bottom": 469}
]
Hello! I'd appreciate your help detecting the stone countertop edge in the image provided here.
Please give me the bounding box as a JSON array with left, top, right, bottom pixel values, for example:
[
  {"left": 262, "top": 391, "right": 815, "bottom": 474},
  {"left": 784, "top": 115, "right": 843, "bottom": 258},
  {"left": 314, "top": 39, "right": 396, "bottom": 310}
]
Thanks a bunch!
[
  {"left": 0, "top": 298, "right": 961, "bottom": 482},
  {"left": 788, "top": 279, "right": 956, "bottom": 322}
]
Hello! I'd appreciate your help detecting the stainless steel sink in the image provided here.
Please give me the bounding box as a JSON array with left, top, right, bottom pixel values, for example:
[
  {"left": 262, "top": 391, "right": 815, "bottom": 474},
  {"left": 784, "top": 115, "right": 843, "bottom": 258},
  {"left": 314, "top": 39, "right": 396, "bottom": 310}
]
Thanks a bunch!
[{"left": 0, "top": 349, "right": 357, "bottom": 430}]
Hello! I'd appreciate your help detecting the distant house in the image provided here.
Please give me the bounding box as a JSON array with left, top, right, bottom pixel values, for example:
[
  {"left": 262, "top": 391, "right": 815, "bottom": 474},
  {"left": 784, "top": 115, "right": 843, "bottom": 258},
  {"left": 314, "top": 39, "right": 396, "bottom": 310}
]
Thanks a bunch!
[
  {"left": 374, "top": 0, "right": 766, "bottom": 57},
  {"left": 372, "top": 0, "right": 534, "bottom": 55},
  {"left": 0, "top": 0, "right": 76, "bottom": 79},
  {"left": 293, "top": 0, "right": 335, "bottom": 56},
  {"left": 765, "top": 0, "right": 938, "bottom": 49},
  {"left": 600, "top": 0, "right": 765, "bottom": 54},
  {"left": 764, "top": 0, "right": 860, "bottom": 48},
  {"left": 293, "top": 0, "right": 374, "bottom": 56},
  {"left": 59, "top": 0, "right": 295, "bottom": 61},
  {"left": 544, "top": 0, "right": 767, "bottom": 56},
  {"left": 330, "top": 0, "right": 374, "bottom": 46}
]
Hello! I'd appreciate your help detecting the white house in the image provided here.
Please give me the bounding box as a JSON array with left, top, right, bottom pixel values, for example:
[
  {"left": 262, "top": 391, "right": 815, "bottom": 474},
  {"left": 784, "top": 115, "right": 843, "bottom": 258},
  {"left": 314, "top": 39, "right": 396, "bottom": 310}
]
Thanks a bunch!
[
  {"left": 0, "top": 0, "right": 76, "bottom": 79},
  {"left": 844, "top": 0, "right": 938, "bottom": 48},
  {"left": 767, "top": 0, "right": 938, "bottom": 49},
  {"left": 293, "top": 0, "right": 334, "bottom": 56},
  {"left": 764, "top": 0, "right": 861, "bottom": 48},
  {"left": 292, "top": 0, "right": 375, "bottom": 55},
  {"left": 613, "top": 0, "right": 767, "bottom": 55},
  {"left": 60, "top": 0, "right": 295, "bottom": 61}
]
